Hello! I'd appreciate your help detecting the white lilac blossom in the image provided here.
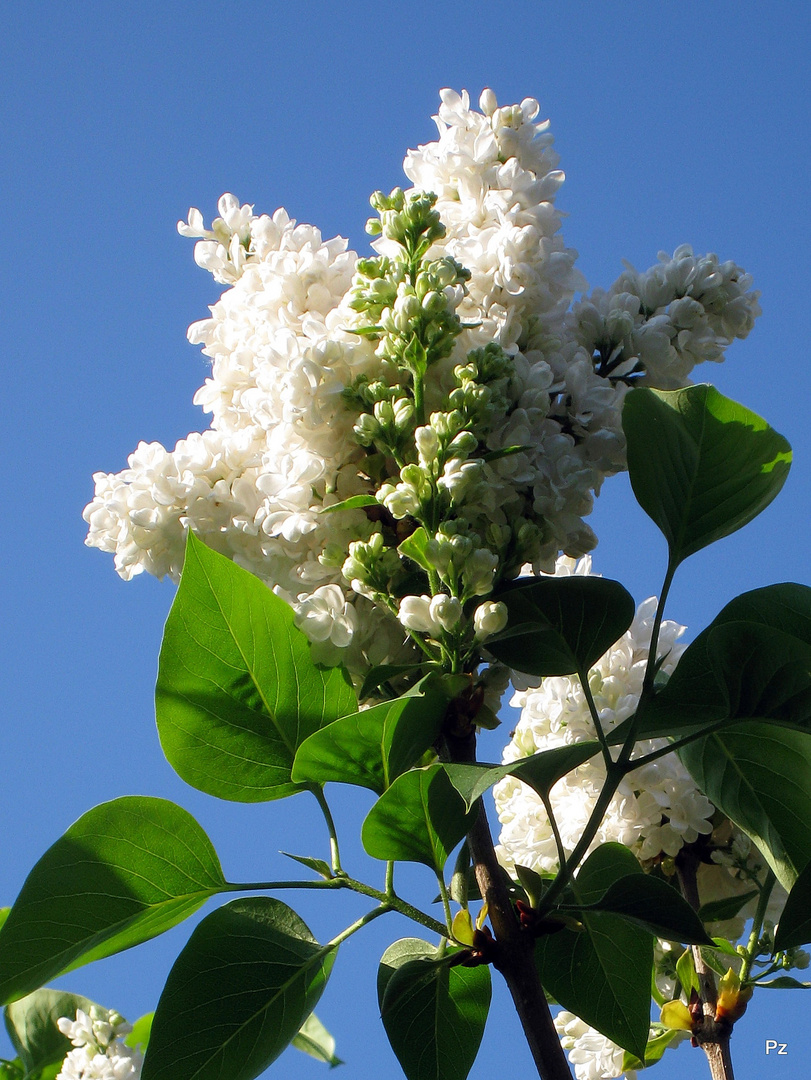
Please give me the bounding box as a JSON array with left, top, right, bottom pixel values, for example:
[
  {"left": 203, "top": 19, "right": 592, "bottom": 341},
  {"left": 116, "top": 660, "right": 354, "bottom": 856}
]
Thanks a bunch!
[
  {"left": 569, "top": 245, "right": 761, "bottom": 389},
  {"left": 555, "top": 1011, "right": 643, "bottom": 1080},
  {"left": 494, "top": 555, "right": 716, "bottom": 872},
  {"left": 83, "top": 89, "right": 759, "bottom": 686},
  {"left": 56, "top": 1009, "right": 142, "bottom": 1080}
]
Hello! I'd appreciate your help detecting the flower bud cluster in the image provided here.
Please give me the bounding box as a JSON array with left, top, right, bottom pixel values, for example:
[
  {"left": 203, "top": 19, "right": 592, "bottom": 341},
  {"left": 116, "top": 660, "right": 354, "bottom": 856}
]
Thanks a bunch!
[{"left": 348, "top": 189, "right": 471, "bottom": 375}]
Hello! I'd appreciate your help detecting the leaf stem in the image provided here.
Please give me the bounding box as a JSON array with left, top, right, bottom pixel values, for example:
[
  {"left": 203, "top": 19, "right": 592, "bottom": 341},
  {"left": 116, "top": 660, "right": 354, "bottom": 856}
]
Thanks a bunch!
[
  {"left": 640, "top": 559, "right": 677, "bottom": 702},
  {"left": 326, "top": 903, "right": 391, "bottom": 949},
  {"left": 226, "top": 878, "right": 344, "bottom": 892},
  {"left": 627, "top": 719, "right": 730, "bottom": 767},
  {"left": 538, "top": 764, "right": 625, "bottom": 913},
  {"left": 578, "top": 665, "right": 613, "bottom": 770},
  {"left": 541, "top": 792, "right": 569, "bottom": 876},
  {"left": 311, "top": 784, "right": 343, "bottom": 874},
  {"left": 340, "top": 876, "right": 449, "bottom": 938},
  {"left": 226, "top": 874, "right": 448, "bottom": 937},
  {"left": 436, "top": 872, "right": 454, "bottom": 935},
  {"left": 739, "top": 870, "right": 776, "bottom": 983}
]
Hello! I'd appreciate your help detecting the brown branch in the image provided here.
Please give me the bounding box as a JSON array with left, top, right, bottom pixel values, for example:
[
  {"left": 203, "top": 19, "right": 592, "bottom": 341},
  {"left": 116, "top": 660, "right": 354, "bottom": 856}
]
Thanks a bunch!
[
  {"left": 675, "top": 846, "right": 736, "bottom": 1080},
  {"left": 443, "top": 724, "right": 574, "bottom": 1080}
]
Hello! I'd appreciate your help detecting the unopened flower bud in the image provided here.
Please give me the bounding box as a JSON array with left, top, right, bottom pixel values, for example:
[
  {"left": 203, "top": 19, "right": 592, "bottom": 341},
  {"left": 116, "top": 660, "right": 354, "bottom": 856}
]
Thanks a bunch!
[
  {"left": 473, "top": 601, "right": 508, "bottom": 640},
  {"left": 430, "top": 593, "right": 463, "bottom": 632},
  {"left": 479, "top": 88, "right": 497, "bottom": 116}
]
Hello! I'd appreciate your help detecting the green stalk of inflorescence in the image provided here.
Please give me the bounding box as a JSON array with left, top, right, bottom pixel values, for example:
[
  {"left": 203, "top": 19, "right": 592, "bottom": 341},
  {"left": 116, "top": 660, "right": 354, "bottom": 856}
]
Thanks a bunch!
[{"left": 341, "top": 190, "right": 548, "bottom": 680}]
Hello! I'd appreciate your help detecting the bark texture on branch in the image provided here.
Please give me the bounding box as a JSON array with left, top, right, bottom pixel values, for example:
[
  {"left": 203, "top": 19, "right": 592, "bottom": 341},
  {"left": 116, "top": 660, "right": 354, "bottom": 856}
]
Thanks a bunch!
[
  {"left": 676, "top": 847, "right": 736, "bottom": 1080},
  {"left": 443, "top": 724, "right": 574, "bottom": 1080}
]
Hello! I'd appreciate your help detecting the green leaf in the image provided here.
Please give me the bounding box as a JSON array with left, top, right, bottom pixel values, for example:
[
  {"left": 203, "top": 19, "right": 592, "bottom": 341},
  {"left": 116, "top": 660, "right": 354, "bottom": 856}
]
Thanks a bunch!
[
  {"left": 697, "top": 891, "right": 759, "bottom": 924},
  {"left": 623, "top": 384, "right": 791, "bottom": 567},
  {"left": 622, "top": 1028, "right": 683, "bottom": 1072},
  {"left": 292, "top": 1012, "right": 343, "bottom": 1067},
  {"left": 774, "top": 858, "right": 811, "bottom": 950},
  {"left": 712, "top": 583, "right": 811, "bottom": 644},
  {"left": 377, "top": 939, "right": 435, "bottom": 1004},
  {"left": 359, "top": 663, "right": 430, "bottom": 700},
  {"left": 577, "top": 873, "right": 713, "bottom": 945},
  {"left": 156, "top": 531, "right": 356, "bottom": 802},
  {"left": 680, "top": 723, "right": 811, "bottom": 891},
  {"left": 0, "top": 797, "right": 226, "bottom": 1005},
  {"left": 443, "top": 742, "right": 601, "bottom": 811},
  {"left": 612, "top": 583, "right": 811, "bottom": 744},
  {"left": 280, "top": 852, "right": 334, "bottom": 880},
  {"left": 293, "top": 689, "right": 449, "bottom": 794},
  {"left": 487, "top": 576, "right": 635, "bottom": 677},
  {"left": 534, "top": 844, "right": 653, "bottom": 1059},
  {"left": 0, "top": 911, "right": 8, "bottom": 933},
  {"left": 676, "top": 948, "right": 699, "bottom": 995},
  {"left": 361, "top": 765, "right": 475, "bottom": 871},
  {"left": 397, "top": 527, "right": 433, "bottom": 573},
  {"left": 756, "top": 976, "right": 811, "bottom": 989},
  {"left": 125, "top": 1012, "right": 154, "bottom": 1051},
  {"left": 378, "top": 938, "right": 490, "bottom": 1080},
  {"left": 321, "top": 494, "right": 378, "bottom": 513},
  {"left": 711, "top": 937, "right": 740, "bottom": 957},
  {"left": 141, "top": 898, "right": 335, "bottom": 1080},
  {"left": 4, "top": 990, "right": 103, "bottom": 1076}
]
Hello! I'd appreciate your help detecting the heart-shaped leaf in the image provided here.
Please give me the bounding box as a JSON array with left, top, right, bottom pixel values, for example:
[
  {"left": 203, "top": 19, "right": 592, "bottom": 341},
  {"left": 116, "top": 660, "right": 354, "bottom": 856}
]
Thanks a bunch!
[
  {"left": 362, "top": 765, "right": 475, "bottom": 871},
  {"left": 443, "top": 742, "right": 601, "bottom": 811},
  {"left": 378, "top": 938, "right": 491, "bottom": 1080},
  {"left": 623, "top": 384, "right": 791, "bottom": 567},
  {"left": 534, "top": 844, "right": 653, "bottom": 1059},
  {"left": 156, "top": 531, "right": 356, "bottom": 802},
  {"left": 141, "top": 898, "right": 335, "bottom": 1080},
  {"left": 0, "top": 797, "right": 227, "bottom": 1004},
  {"left": 680, "top": 723, "right": 811, "bottom": 891},
  {"left": 574, "top": 872, "right": 713, "bottom": 944},
  {"left": 487, "top": 576, "right": 635, "bottom": 677},
  {"left": 293, "top": 688, "right": 448, "bottom": 794}
]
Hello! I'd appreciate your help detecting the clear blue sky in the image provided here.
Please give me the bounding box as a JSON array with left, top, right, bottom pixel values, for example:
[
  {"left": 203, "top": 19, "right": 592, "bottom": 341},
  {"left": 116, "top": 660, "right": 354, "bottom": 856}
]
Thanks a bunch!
[{"left": 3, "top": 3, "right": 810, "bottom": 1077}]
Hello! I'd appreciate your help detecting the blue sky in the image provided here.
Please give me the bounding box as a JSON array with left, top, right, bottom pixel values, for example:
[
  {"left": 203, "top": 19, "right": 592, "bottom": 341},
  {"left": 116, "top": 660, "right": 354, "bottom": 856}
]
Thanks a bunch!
[{"left": 3, "top": 3, "right": 811, "bottom": 1077}]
